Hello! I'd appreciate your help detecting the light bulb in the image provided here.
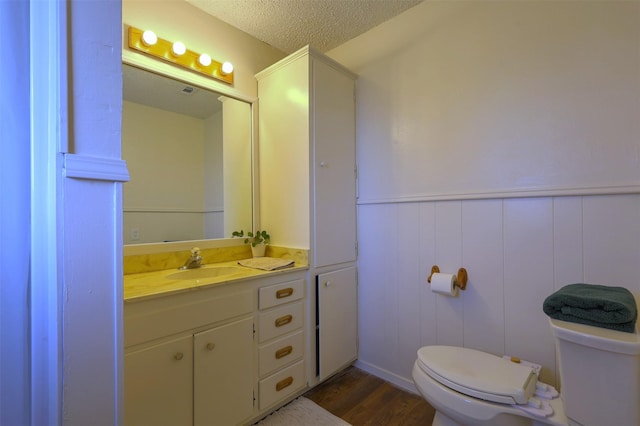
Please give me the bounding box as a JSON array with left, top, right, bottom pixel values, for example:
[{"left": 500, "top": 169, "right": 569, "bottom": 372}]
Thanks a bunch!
[
  {"left": 198, "top": 53, "right": 212, "bottom": 67},
  {"left": 172, "top": 41, "right": 186, "bottom": 56},
  {"left": 221, "top": 62, "right": 234, "bottom": 75},
  {"left": 141, "top": 30, "right": 157, "bottom": 46}
]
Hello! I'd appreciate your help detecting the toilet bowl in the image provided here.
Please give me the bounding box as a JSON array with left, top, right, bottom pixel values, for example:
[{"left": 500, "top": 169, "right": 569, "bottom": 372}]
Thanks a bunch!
[{"left": 413, "top": 319, "right": 640, "bottom": 426}]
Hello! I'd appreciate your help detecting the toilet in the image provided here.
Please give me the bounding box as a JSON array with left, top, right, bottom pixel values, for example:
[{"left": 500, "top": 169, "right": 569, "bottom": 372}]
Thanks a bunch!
[{"left": 412, "top": 318, "right": 640, "bottom": 426}]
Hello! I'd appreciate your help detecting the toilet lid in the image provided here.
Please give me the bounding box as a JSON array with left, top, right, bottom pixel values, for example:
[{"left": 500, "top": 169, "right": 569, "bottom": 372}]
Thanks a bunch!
[{"left": 416, "top": 346, "right": 538, "bottom": 405}]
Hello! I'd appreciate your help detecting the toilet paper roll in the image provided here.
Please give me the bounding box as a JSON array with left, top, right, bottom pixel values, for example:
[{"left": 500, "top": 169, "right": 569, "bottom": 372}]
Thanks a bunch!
[{"left": 430, "top": 273, "right": 458, "bottom": 296}]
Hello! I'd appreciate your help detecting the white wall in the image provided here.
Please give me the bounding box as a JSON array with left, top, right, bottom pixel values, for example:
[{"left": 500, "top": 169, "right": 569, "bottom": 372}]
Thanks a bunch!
[
  {"left": 328, "top": 1, "right": 640, "bottom": 391},
  {"left": 331, "top": 1, "right": 640, "bottom": 200}
]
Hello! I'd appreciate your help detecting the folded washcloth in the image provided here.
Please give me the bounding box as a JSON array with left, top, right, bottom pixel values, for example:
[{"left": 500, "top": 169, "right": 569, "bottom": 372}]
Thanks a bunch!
[
  {"left": 543, "top": 283, "right": 638, "bottom": 333},
  {"left": 238, "top": 257, "right": 295, "bottom": 271}
]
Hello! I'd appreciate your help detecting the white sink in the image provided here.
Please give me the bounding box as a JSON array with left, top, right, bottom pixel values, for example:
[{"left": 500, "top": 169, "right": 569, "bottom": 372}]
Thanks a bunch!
[{"left": 166, "top": 266, "right": 244, "bottom": 280}]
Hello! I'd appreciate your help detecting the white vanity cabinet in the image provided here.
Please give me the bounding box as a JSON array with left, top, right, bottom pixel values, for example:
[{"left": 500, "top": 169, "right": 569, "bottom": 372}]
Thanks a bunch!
[
  {"left": 123, "top": 269, "right": 308, "bottom": 426},
  {"left": 256, "top": 46, "right": 358, "bottom": 385},
  {"left": 124, "top": 284, "right": 255, "bottom": 426}
]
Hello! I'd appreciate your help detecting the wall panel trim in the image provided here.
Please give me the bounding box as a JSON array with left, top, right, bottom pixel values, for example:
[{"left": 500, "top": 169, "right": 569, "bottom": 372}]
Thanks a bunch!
[
  {"left": 64, "top": 153, "right": 130, "bottom": 182},
  {"left": 357, "top": 184, "right": 640, "bottom": 205}
]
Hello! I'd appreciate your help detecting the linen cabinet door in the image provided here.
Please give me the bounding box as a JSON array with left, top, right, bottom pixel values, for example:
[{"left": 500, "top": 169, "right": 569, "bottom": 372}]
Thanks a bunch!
[
  {"left": 124, "top": 335, "right": 193, "bottom": 426},
  {"left": 312, "top": 58, "right": 357, "bottom": 268},
  {"left": 318, "top": 266, "right": 358, "bottom": 381},
  {"left": 193, "top": 317, "right": 254, "bottom": 426}
]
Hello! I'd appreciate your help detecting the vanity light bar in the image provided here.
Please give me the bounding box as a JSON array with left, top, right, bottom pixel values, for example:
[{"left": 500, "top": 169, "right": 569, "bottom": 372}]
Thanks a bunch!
[{"left": 127, "top": 26, "right": 234, "bottom": 85}]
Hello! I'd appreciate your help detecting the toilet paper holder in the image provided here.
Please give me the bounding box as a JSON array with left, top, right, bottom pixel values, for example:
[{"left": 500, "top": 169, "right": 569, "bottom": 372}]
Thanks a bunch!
[{"left": 427, "top": 265, "right": 468, "bottom": 291}]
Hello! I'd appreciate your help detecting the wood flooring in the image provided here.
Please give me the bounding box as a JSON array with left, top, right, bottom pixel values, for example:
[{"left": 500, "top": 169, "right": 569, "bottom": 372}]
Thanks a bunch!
[{"left": 304, "top": 366, "right": 436, "bottom": 426}]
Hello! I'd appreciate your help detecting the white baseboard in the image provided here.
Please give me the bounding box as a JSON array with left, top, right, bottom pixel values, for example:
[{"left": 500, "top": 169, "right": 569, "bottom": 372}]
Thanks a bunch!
[{"left": 354, "top": 359, "right": 420, "bottom": 396}]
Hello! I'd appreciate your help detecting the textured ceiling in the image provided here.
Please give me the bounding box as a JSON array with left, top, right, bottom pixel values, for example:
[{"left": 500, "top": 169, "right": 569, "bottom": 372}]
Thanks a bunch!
[{"left": 185, "top": 0, "right": 424, "bottom": 54}]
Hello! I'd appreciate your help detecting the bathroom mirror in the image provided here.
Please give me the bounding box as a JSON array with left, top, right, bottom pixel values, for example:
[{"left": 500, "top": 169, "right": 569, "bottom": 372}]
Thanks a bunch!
[{"left": 122, "top": 64, "right": 253, "bottom": 245}]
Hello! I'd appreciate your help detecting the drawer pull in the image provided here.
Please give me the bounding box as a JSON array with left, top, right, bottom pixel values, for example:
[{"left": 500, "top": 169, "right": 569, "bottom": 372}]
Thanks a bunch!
[
  {"left": 275, "top": 376, "right": 294, "bottom": 392},
  {"left": 174, "top": 352, "right": 184, "bottom": 361},
  {"left": 276, "top": 288, "right": 294, "bottom": 299},
  {"left": 275, "top": 345, "right": 293, "bottom": 359},
  {"left": 275, "top": 314, "right": 293, "bottom": 328},
  {"left": 206, "top": 342, "right": 216, "bottom": 351}
]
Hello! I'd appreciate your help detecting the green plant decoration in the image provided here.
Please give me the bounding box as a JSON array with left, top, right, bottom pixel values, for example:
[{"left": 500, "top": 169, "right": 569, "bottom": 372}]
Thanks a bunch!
[{"left": 232, "top": 230, "right": 271, "bottom": 247}]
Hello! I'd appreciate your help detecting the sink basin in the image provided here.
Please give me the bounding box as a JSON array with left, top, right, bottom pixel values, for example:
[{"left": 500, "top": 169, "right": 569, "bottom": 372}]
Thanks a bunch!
[{"left": 166, "top": 266, "right": 244, "bottom": 281}]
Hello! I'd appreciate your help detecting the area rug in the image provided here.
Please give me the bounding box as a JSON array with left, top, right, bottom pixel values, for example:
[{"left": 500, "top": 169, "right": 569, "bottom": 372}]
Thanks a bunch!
[{"left": 255, "top": 397, "right": 351, "bottom": 426}]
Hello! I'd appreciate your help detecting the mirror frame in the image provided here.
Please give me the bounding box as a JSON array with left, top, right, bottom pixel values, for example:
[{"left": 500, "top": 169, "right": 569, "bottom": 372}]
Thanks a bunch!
[{"left": 122, "top": 52, "right": 260, "bottom": 253}]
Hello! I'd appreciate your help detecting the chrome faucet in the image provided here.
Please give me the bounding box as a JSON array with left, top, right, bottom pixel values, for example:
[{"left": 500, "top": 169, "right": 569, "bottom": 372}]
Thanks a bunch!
[{"left": 179, "top": 247, "right": 203, "bottom": 270}]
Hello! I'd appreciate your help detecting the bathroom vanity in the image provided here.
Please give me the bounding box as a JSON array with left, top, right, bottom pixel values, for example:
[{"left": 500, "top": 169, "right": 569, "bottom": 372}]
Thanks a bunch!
[
  {"left": 124, "top": 263, "right": 308, "bottom": 425},
  {"left": 123, "top": 45, "right": 358, "bottom": 425}
]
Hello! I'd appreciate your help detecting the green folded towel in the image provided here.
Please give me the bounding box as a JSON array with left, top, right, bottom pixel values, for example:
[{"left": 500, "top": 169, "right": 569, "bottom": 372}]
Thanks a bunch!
[{"left": 543, "top": 283, "right": 637, "bottom": 333}]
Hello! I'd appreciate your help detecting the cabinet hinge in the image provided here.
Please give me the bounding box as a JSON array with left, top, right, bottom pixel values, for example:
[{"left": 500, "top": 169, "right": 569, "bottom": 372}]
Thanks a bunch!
[
  {"left": 253, "top": 322, "right": 256, "bottom": 340},
  {"left": 354, "top": 163, "right": 359, "bottom": 199}
]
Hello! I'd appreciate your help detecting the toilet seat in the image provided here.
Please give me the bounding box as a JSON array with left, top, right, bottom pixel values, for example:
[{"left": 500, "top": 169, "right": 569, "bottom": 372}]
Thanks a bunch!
[{"left": 416, "top": 346, "right": 538, "bottom": 405}]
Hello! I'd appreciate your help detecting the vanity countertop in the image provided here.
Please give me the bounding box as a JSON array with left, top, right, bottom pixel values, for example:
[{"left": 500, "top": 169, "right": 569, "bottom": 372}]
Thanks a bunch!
[{"left": 124, "top": 259, "right": 308, "bottom": 302}]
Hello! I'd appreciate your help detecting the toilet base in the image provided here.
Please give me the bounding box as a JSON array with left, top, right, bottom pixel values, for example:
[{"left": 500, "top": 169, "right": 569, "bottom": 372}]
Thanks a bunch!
[
  {"left": 431, "top": 410, "right": 560, "bottom": 426},
  {"left": 432, "top": 411, "right": 464, "bottom": 426}
]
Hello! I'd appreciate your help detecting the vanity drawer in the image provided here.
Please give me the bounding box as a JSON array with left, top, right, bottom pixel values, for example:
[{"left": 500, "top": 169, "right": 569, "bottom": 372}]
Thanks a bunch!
[
  {"left": 259, "top": 360, "right": 305, "bottom": 410},
  {"left": 259, "top": 279, "right": 304, "bottom": 310},
  {"left": 258, "top": 301, "right": 303, "bottom": 343},
  {"left": 125, "top": 290, "right": 253, "bottom": 347},
  {"left": 259, "top": 330, "right": 304, "bottom": 378}
]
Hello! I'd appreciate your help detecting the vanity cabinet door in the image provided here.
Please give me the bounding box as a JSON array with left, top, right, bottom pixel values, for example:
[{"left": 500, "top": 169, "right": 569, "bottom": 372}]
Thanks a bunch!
[
  {"left": 124, "top": 335, "right": 193, "bottom": 426},
  {"left": 193, "top": 316, "right": 254, "bottom": 426}
]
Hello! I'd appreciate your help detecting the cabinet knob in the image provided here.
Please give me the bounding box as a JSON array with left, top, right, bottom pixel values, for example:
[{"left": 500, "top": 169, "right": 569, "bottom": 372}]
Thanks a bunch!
[
  {"left": 319, "top": 161, "right": 327, "bottom": 168},
  {"left": 325, "top": 281, "right": 331, "bottom": 287},
  {"left": 174, "top": 352, "right": 184, "bottom": 361},
  {"left": 206, "top": 342, "right": 216, "bottom": 351}
]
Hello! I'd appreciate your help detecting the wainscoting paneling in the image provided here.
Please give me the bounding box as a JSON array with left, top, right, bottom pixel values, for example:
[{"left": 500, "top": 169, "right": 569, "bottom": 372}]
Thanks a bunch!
[
  {"left": 461, "top": 199, "right": 504, "bottom": 356},
  {"left": 357, "top": 194, "right": 640, "bottom": 391},
  {"left": 357, "top": 204, "right": 397, "bottom": 371},
  {"left": 552, "top": 197, "right": 584, "bottom": 291},
  {"left": 418, "top": 203, "right": 438, "bottom": 355},
  {"left": 396, "top": 203, "right": 423, "bottom": 379},
  {"left": 503, "top": 198, "right": 556, "bottom": 383}
]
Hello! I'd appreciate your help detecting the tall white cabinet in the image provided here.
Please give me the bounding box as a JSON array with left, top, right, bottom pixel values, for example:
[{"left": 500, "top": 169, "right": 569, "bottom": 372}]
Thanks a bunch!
[{"left": 256, "top": 46, "right": 358, "bottom": 384}]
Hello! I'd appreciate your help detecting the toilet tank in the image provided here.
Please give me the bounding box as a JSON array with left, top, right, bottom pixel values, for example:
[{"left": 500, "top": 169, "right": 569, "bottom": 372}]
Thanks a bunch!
[{"left": 550, "top": 319, "right": 640, "bottom": 426}]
